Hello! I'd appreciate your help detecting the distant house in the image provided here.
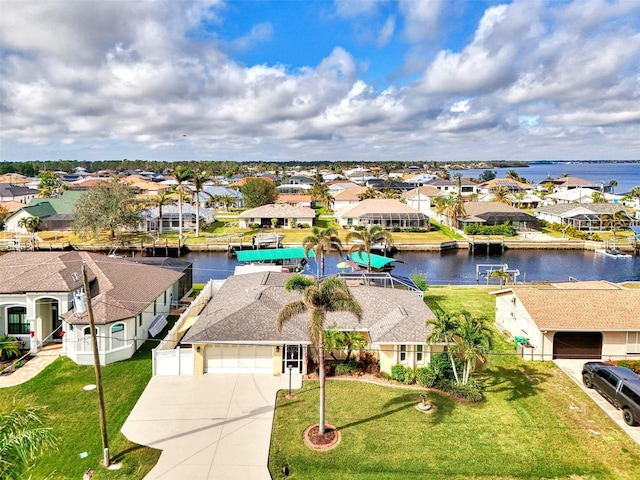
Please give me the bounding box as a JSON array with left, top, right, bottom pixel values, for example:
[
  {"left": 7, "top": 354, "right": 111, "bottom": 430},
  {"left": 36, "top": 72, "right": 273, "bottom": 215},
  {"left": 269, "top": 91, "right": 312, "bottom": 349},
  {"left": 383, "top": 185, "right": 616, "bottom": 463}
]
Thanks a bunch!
[
  {"left": 201, "top": 186, "right": 244, "bottom": 210},
  {"left": 181, "top": 271, "right": 439, "bottom": 375},
  {"left": 335, "top": 199, "right": 428, "bottom": 230},
  {"left": 141, "top": 204, "right": 216, "bottom": 232},
  {"left": 492, "top": 281, "right": 640, "bottom": 361},
  {"left": 0, "top": 251, "right": 186, "bottom": 366},
  {"left": 541, "top": 176, "right": 605, "bottom": 192},
  {"left": 478, "top": 178, "right": 534, "bottom": 194},
  {"left": 543, "top": 188, "right": 623, "bottom": 205},
  {"left": 332, "top": 186, "right": 367, "bottom": 211},
  {"left": 122, "top": 175, "right": 172, "bottom": 195},
  {"left": 402, "top": 186, "right": 443, "bottom": 214},
  {"left": 4, "top": 190, "right": 85, "bottom": 233},
  {"left": 426, "top": 178, "right": 479, "bottom": 197},
  {"left": 457, "top": 202, "right": 540, "bottom": 231},
  {"left": 534, "top": 203, "right": 637, "bottom": 230},
  {"left": 0, "top": 183, "right": 39, "bottom": 204},
  {"left": 365, "top": 179, "right": 415, "bottom": 192},
  {"left": 238, "top": 204, "right": 315, "bottom": 229},
  {"left": 403, "top": 173, "right": 437, "bottom": 185},
  {"left": 276, "top": 194, "right": 312, "bottom": 208},
  {"left": 0, "top": 173, "right": 36, "bottom": 187}
]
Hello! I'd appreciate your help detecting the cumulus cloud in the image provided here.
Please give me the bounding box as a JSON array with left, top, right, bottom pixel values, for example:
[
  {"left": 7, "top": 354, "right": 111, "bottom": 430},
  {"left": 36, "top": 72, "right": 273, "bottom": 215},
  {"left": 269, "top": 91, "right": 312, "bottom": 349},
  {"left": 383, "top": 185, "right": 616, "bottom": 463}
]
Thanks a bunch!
[{"left": 1, "top": 0, "right": 639, "bottom": 162}]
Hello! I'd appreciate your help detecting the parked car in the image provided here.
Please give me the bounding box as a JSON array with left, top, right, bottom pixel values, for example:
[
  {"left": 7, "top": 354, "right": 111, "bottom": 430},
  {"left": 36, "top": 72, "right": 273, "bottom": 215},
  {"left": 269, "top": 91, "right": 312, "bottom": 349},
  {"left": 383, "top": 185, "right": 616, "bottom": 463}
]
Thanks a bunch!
[{"left": 582, "top": 361, "right": 640, "bottom": 426}]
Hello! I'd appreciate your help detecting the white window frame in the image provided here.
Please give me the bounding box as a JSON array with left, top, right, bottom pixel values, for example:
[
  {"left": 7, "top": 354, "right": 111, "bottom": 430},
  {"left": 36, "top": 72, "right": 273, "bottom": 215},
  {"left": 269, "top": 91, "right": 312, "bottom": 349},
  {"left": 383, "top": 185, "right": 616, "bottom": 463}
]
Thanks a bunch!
[
  {"left": 628, "top": 332, "right": 640, "bottom": 354},
  {"left": 416, "top": 345, "right": 424, "bottom": 364},
  {"left": 399, "top": 344, "right": 407, "bottom": 364}
]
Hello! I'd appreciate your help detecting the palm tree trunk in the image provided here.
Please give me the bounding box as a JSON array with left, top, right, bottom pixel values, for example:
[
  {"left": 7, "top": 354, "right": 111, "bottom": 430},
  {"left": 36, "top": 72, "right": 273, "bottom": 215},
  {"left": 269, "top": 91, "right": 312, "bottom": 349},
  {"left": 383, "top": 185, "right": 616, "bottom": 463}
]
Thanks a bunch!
[
  {"left": 318, "top": 340, "right": 326, "bottom": 434},
  {"left": 320, "top": 253, "right": 325, "bottom": 277},
  {"left": 178, "top": 195, "right": 183, "bottom": 237},
  {"left": 195, "top": 196, "right": 200, "bottom": 237},
  {"left": 445, "top": 339, "right": 460, "bottom": 384},
  {"left": 159, "top": 205, "right": 163, "bottom": 234}
]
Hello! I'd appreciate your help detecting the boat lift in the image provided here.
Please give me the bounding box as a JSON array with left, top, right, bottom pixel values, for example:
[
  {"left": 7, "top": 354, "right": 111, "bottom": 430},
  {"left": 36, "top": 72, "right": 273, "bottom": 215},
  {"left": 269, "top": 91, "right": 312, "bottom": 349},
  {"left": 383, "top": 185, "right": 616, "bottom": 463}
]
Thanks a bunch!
[{"left": 476, "top": 263, "right": 520, "bottom": 285}]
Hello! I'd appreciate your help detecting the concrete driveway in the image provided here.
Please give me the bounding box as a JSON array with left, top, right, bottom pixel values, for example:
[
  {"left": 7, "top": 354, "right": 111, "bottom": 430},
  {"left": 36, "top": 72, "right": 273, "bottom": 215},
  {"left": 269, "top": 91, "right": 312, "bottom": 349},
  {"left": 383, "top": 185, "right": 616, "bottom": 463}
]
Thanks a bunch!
[
  {"left": 554, "top": 359, "right": 640, "bottom": 446},
  {"left": 122, "top": 373, "right": 301, "bottom": 480}
]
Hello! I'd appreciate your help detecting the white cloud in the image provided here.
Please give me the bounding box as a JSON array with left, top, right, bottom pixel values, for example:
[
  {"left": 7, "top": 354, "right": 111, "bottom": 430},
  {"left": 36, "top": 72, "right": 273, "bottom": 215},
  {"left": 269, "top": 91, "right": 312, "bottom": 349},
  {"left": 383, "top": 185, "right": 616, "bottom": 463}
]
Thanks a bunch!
[
  {"left": 377, "top": 16, "right": 396, "bottom": 47},
  {"left": 399, "top": 0, "right": 443, "bottom": 43}
]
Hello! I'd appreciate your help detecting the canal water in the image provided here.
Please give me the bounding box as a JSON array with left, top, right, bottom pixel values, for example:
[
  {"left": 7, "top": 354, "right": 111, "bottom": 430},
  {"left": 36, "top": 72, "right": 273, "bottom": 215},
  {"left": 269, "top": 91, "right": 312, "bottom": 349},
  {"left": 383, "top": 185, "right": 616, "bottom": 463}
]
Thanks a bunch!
[{"left": 182, "top": 249, "right": 640, "bottom": 285}]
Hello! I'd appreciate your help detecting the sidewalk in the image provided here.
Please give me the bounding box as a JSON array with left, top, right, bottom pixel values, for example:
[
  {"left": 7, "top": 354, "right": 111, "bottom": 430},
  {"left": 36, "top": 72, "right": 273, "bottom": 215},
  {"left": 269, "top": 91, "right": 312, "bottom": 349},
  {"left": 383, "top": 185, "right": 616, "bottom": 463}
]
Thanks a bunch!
[{"left": 0, "top": 344, "right": 61, "bottom": 388}]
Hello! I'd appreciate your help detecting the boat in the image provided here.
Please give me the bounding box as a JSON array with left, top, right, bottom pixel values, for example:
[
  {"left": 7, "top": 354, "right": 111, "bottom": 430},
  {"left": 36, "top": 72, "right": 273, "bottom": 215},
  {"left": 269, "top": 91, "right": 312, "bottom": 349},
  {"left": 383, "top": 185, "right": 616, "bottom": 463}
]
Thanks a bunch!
[
  {"left": 235, "top": 247, "right": 314, "bottom": 274},
  {"left": 595, "top": 249, "right": 632, "bottom": 258},
  {"left": 349, "top": 252, "right": 403, "bottom": 272},
  {"left": 251, "top": 232, "right": 285, "bottom": 247}
]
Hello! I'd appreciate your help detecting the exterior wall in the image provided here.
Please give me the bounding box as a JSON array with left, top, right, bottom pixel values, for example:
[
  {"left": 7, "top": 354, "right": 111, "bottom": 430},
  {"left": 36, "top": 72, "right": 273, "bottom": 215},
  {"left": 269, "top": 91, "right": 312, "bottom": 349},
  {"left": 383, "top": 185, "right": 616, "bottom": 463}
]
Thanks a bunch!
[
  {"left": 4, "top": 210, "right": 32, "bottom": 233},
  {"left": 405, "top": 196, "right": 433, "bottom": 214},
  {"left": 239, "top": 215, "right": 313, "bottom": 229},
  {"left": 602, "top": 331, "right": 629, "bottom": 360},
  {"left": 377, "top": 343, "right": 395, "bottom": 374},
  {"left": 193, "top": 344, "right": 205, "bottom": 374},
  {"left": 273, "top": 345, "right": 283, "bottom": 375},
  {"left": 1, "top": 292, "right": 71, "bottom": 344},
  {"left": 495, "top": 293, "right": 545, "bottom": 361}
]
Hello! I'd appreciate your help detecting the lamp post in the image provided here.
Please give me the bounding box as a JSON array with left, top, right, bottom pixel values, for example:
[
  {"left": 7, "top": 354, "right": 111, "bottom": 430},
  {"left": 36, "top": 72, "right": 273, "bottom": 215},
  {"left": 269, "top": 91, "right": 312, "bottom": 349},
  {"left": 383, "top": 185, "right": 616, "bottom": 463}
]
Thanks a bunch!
[
  {"left": 81, "top": 262, "right": 110, "bottom": 467},
  {"left": 287, "top": 365, "right": 294, "bottom": 399}
]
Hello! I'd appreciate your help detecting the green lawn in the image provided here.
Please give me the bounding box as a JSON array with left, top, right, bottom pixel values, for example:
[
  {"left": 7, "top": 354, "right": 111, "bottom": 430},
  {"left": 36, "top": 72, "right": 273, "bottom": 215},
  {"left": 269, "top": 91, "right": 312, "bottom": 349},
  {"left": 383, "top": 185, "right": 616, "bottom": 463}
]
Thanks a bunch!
[
  {"left": 0, "top": 341, "right": 161, "bottom": 479},
  {"left": 269, "top": 285, "right": 640, "bottom": 479}
]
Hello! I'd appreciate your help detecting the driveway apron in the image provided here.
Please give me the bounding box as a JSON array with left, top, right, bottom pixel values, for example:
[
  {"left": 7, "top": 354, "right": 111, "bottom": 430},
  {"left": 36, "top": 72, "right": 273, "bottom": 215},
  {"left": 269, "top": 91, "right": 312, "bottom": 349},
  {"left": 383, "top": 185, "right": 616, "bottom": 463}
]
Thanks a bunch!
[
  {"left": 122, "top": 374, "right": 301, "bottom": 480},
  {"left": 554, "top": 359, "right": 640, "bottom": 446}
]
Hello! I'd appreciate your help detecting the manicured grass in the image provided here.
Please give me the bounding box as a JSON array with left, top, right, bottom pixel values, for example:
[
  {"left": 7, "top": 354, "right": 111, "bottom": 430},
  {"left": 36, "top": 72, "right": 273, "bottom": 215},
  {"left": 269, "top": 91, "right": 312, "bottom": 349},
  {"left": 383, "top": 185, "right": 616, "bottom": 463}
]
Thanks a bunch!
[
  {"left": 269, "top": 285, "right": 640, "bottom": 479},
  {"left": 0, "top": 343, "right": 160, "bottom": 479}
]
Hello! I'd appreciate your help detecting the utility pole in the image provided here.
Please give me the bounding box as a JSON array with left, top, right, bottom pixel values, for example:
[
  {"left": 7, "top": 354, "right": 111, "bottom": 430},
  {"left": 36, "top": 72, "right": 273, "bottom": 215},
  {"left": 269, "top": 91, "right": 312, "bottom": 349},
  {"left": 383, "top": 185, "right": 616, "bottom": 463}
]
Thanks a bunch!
[{"left": 81, "top": 261, "right": 110, "bottom": 467}]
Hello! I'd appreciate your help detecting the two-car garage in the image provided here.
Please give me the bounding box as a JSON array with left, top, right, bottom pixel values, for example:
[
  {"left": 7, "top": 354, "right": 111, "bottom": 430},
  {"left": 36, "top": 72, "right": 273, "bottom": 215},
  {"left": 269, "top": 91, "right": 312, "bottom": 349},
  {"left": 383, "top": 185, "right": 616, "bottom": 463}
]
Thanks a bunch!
[
  {"left": 204, "top": 344, "right": 274, "bottom": 374},
  {"left": 552, "top": 332, "right": 603, "bottom": 360}
]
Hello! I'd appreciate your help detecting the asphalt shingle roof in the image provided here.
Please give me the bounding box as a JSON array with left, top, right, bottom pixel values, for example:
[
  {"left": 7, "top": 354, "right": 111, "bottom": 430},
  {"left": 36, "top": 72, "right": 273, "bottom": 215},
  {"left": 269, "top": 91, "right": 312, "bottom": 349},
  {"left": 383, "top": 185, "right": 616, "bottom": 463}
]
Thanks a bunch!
[
  {"left": 182, "top": 272, "right": 435, "bottom": 345},
  {"left": 238, "top": 204, "right": 316, "bottom": 218}
]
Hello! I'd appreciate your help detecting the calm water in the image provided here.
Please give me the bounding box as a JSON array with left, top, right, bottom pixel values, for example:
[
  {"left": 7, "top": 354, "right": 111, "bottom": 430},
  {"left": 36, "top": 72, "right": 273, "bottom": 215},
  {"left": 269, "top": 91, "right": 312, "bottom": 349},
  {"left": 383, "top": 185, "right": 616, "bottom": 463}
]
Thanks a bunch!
[
  {"left": 183, "top": 249, "right": 640, "bottom": 285},
  {"left": 452, "top": 161, "right": 640, "bottom": 194}
]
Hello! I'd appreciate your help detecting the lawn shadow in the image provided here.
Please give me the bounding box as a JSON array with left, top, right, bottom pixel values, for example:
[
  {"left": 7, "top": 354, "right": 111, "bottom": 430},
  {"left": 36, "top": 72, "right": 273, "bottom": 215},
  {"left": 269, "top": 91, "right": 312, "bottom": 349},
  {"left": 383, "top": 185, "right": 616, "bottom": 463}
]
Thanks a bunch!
[
  {"left": 111, "top": 443, "right": 157, "bottom": 463},
  {"left": 481, "top": 364, "right": 552, "bottom": 401},
  {"left": 337, "top": 393, "right": 416, "bottom": 431}
]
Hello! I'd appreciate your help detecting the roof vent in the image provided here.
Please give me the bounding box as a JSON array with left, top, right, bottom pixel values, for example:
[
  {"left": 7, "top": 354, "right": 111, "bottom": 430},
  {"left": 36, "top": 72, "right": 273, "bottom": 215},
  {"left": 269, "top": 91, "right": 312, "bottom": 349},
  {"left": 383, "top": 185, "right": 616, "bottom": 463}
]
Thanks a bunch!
[
  {"left": 71, "top": 272, "right": 80, "bottom": 282},
  {"left": 397, "top": 305, "right": 408, "bottom": 316}
]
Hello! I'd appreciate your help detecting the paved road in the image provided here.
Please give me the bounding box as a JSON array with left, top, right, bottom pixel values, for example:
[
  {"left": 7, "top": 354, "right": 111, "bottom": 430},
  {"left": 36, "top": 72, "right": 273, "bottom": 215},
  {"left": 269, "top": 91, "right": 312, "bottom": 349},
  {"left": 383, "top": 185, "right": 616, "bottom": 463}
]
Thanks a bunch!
[
  {"left": 554, "top": 359, "right": 640, "bottom": 446},
  {"left": 122, "top": 373, "right": 301, "bottom": 480}
]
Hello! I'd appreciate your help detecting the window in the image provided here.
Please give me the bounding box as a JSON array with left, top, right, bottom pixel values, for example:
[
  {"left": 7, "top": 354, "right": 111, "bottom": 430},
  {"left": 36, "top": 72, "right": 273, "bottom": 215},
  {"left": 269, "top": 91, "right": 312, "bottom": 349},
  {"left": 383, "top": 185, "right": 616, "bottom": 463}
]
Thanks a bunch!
[
  {"left": 596, "top": 369, "right": 618, "bottom": 388},
  {"left": 137, "top": 314, "right": 142, "bottom": 327},
  {"left": 416, "top": 345, "right": 424, "bottom": 364},
  {"left": 621, "top": 385, "right": 640, "bottom": 405},
  {"left": 164, "top": 291, "right": 167, "bottom": 306},
  {"left": 628, "top": 332, "right": 640, "bottom": 354},
  {"left": 7, "top": 306, "right": 28, "bottom": 335},
  {"left": 111, "top": 323, "right": 125, "bottom": 349},
  {"left": 153, "top": 300, "right": 157, "bottom": 316},
  {"left": 399, "top": 344, "right": 407, "bottom": 363}
]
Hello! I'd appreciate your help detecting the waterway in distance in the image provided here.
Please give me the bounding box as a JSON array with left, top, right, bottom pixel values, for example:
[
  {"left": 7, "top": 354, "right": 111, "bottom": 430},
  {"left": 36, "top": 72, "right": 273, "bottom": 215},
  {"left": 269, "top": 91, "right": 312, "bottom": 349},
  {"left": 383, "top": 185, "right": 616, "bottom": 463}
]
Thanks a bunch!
[{"left": 182, "top": 249, "right": 640, "bottom": 285}]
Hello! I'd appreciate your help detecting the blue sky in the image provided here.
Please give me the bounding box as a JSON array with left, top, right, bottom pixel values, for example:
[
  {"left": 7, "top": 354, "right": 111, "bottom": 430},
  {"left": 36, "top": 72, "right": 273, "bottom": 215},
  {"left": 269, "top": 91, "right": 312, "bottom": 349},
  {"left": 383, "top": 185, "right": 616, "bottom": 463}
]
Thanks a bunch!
[{"left": 1, "top": 0, "right": 639, "bottom": 163}]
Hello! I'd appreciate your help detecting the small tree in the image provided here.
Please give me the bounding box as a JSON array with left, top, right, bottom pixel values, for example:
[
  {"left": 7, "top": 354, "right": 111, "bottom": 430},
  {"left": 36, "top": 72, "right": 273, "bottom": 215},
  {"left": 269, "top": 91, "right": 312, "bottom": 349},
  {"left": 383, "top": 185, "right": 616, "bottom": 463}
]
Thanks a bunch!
[{"left": 240, "top": 178, "right": 278, "bottom": 208}]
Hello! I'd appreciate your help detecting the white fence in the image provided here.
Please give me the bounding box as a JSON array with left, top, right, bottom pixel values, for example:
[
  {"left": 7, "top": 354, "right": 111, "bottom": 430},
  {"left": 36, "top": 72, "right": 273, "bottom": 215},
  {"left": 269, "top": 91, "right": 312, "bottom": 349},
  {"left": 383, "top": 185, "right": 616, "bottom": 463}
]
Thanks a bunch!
[
  {"left": 151, "top": 279, "right": 221, "bottom": 375},
  {"left": 152, "top": 347, "right": 194, "bottom": 375}
]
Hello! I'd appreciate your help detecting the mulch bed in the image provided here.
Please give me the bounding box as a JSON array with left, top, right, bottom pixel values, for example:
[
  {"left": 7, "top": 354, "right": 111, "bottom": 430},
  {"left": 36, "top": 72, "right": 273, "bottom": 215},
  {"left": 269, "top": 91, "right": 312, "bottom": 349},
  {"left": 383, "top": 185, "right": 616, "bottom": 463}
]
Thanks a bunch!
[{"left": 303, "top": 424, "right": 340, "bottom": 451}]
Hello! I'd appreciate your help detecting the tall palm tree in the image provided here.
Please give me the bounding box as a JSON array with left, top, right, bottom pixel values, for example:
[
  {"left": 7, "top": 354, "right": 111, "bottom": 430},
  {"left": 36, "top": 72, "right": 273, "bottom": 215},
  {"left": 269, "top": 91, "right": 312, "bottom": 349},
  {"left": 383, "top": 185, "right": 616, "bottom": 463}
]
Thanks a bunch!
[
  {"left": 0, "top": 402, "right": 56, "bottom": 480},
  {"left": 152, "top": 192, "right": 173, "bottom": 234},
  {"left": 443, "top": 195, "right": 466, "bottom": 229},
  {"left": 609, "top": 179, "right": 618, "bottom": 194},
  {"left": 453, "top": 311, "right": 494, "bottom": 384},
  {"left": 346, "top": 225, "right": 394, "bottom": 272},
  {"left": 601, "top": 209, "right": 632, "bottom": 240},
  {"left": 492, "top": 186, "right": 512, "bottom": 205},
  {"left": 277, "top": 275, "right": 362, "bottom": 435},
  {"left": 357, "top": 187, "right": 380, "bottom": 200},
  {"left": 303, "top": 227, "right": 343, "bottom": 277},
  {"left": 173, "top": 166, "right": 193, "bottom": 237},
  {"left": 426, "top": 310, "right": 461, "bottom": 384},
  {"left": 191, "top": 170, "right": 210, "bottom": 237}
]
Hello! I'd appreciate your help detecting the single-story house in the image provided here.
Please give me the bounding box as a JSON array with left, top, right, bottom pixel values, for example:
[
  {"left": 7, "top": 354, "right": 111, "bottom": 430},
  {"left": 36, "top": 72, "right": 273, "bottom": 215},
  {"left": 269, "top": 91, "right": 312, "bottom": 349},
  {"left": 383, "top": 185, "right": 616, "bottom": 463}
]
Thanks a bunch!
[
  {"left": 543, "top": 188, "right": 624, "bottom": 205},
  {"left": 425, "top": 178, "right": 480, "bottom": 197},
  {"left": 276, "top": 194, "right": 313, "bottom": 208},
  {"left": 141, "top": 204, "right": 216, "bottom": 232},
  {"left": 335, "top": 199, "right": 428, "bottom": 230},
  {"left": 457, "top": 202, "right": 540, "bottom": 231},
  {"left": 0, "top": 183, "right": 39, "bottom": 203},
  {"left": 181, "top": 271, "right": 440, "bottom": 375},
  {"left": 492, "top": 281, "right": 640, "bottom": 361},
  {"left": 238, "top": 204, "right": 315, "bottom": 229},
  {"left": 534, "top": 203, "right": 637, "bottom": 231},
  {"left": 332, "top": 186, "right": 367, "bottom": 211},
  {"left": 4, "top": 190, "right": 85, "bottom": 233},
  {"left": 0, "top": 251, "right": 186, "bottom": 365},
  {"left": 201, "top": 186, "right": 244, "bottom": 210},
  {"left": 0, "top": 173, "right": 36, "bottom": 187},
  {"left": 402, "top": 186, "right": 443, "bottom": 214},
  {"left": 478, "top": 178, "right": 534, "bottom": 195}
]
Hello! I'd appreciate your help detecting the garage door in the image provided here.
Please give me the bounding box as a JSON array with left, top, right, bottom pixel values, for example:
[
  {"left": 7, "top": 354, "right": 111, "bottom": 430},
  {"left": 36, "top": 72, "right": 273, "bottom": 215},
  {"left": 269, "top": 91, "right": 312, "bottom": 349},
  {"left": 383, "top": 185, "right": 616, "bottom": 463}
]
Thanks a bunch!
[
  {"left": 553, "top": 332, "right": 602, "bottom": 359},
  {"left": 205, "top": 344, "right": 273, "bottom": 373}
]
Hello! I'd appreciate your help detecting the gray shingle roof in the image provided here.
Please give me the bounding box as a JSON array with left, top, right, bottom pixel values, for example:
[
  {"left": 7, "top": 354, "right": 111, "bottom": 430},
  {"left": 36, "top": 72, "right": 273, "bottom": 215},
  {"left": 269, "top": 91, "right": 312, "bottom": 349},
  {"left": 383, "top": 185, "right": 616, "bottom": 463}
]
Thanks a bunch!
[
  {"left": 182, "top": 272, "right": 435, "bottom": 345},
  {"left": 238, "top": 204, "right": 316, "bottom": 219}
]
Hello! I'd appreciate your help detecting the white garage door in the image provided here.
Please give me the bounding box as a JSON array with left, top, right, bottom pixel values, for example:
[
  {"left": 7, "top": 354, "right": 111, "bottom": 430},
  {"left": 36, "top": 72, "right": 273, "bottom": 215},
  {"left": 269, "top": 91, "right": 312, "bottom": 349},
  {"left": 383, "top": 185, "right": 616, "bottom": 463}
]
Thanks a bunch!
[{"left": 205, "top": 344, "right": 273, "bottom": 373}]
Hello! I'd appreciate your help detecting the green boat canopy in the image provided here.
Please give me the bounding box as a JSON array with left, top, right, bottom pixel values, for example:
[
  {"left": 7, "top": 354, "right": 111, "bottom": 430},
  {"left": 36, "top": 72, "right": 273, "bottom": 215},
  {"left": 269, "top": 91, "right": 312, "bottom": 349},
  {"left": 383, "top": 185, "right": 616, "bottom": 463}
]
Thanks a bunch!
[
  {"left": 236, "top": 247, "right": 315, "bottom": 262},
  {"left": 350, "top": 252, "right": 396, "bottom": 269}
]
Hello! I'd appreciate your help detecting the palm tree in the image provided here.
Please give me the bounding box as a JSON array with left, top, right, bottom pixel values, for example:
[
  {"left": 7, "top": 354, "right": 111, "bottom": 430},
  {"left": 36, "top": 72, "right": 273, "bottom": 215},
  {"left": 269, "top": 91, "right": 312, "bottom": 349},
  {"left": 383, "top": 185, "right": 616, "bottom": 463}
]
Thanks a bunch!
[
  {"left": 341, "top": 330, "right": 367, "bottom": 363},
  {"left": 309, "top": 182, "right": 333, "bottom": 210},
  {"left": 173, "top": 166, "right": 193, "bottom": 237},
  {"left": 443, "top": 195, "right": 466, "bottom": 229},
  {"left": 17, "top": 216, "right": 40, "bottom": 234},
  {"left": 152, "top": 192, "right": 173, "bottom": 234},
  {"left": 0, "top": 335, "right": 21, "bottom": 361},
  {"left": 380, "top": 189, "right": 401, "bottom": 199},
  {"left": 426, "top": 310, "right": 461, "bottom": 384},
  {"left": 489, "top": 269, "right": 511, "bottom": 286},
  {"left": 609, "top": 179, "right": 618, "bottom": 194},
  {"left": 276, "top": 275, "right": 362, "bottom": 435},
  {"left": 0, "top": 402, "right": 56, "bottom": 480},
  {"left": 357, "top": 187, "right": 380, "bottom": 200},
  {"left": 453, "top": 311, "right": 494, "bottom": 384},
  {"left": 345, "top": 225, "right": 394, "bottom": 272},
  {"left": 601, "top": 209, "right": 632, "bottom": 240},
  {"left": 303, "top": 227, "right": 343, "bottom": 277},
  {"left": 492, "top": 186, "right": 511, "bottom": 205},
  {"left": 191, "top": 170, "right": 210, "bottom": 237}
]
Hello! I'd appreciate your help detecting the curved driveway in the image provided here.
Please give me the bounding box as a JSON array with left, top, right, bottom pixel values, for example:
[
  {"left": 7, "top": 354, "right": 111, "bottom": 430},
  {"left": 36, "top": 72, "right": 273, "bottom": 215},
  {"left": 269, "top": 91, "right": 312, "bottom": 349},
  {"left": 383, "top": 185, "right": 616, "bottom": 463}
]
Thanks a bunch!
[{"left": 122, "top": 373, "right": 301, "bottom": 480}]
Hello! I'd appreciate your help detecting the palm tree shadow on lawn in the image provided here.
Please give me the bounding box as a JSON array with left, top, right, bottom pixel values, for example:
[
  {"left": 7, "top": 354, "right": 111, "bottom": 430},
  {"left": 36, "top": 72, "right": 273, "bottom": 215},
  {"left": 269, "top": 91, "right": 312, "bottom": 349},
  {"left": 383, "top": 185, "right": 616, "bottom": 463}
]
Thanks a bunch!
[{"left": 480, "top": 365, "right": 551, "bottom": 401}]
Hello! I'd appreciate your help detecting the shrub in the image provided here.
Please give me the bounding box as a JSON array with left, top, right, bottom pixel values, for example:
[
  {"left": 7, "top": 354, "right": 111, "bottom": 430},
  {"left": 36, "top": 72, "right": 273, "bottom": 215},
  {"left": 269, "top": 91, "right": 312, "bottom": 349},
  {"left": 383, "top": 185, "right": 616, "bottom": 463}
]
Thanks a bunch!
[
  {"left": 391, "top": 364, "right": 407, "bottom": 383},
  {"left": 429, "top": 352, "right": 463, "bottom": 381},
  {"left": 391, "top": 227, "right": 401, "bottom": 232},
  {"left": 357, "top": 351, "right": 379, "bottom": 375},
  {"left": 439, "top": 379, "right": 484, "bottom": 402},
  {"left": 416, "top": 367, "right": 436, "bottom": 387},
  {"left": 409, "top": 271, "right": 429, "bottom": 291},
  {"left": 402, "top": 367, "right": 416, "bottom": 385},
  {"left": 616, "top": 360, "right": 640, "bottom": 375},
  {"left": 334, "top": 361, "right": 358, "bottom": 376},
  {"left": 464, "top": 222, "right": 517, "bottom": 236}
]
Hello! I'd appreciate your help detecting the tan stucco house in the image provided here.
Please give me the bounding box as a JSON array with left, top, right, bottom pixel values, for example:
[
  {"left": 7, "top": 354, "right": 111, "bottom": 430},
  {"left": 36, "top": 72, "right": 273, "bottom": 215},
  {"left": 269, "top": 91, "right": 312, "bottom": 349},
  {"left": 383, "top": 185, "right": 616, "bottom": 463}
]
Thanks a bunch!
[
  {"left": 492, "top": 281, "right": 640, "bottom": 361},
  {"left": 238, "top": 204, "right": 315, "bottom": 229},
  {"left": 181, "top": 272, "right": 441, "bottom": 376},
  {"left": 334, "top": 199, "right": 428, "bottom": 230}
]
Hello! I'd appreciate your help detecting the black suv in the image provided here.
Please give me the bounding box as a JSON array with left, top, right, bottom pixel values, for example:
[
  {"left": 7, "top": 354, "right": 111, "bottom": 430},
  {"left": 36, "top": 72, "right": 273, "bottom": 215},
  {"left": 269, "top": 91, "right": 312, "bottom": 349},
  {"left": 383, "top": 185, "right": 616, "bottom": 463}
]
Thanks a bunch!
[{"left": 582, "top": 362, "right": 640, "bottom": 426}]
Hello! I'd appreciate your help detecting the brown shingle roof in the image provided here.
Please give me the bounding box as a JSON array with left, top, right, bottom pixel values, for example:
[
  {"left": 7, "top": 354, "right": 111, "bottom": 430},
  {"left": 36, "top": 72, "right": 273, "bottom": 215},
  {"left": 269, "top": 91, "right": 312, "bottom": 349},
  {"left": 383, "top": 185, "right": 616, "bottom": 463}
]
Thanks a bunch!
[
  {"left": 0, "top": 252, "right": 183, "bottom": 325},
  {"left": 499, "top": 283, "right": 640, "bottom": 330},
  {"left": 333, "top": 186, "right": 367, "bottom": 201},
  {"left": 402, "top": 186, "right": 442, "bottom": 199},
  {"left": 182, "top": 272, "right": 435, "bottom": 344}
]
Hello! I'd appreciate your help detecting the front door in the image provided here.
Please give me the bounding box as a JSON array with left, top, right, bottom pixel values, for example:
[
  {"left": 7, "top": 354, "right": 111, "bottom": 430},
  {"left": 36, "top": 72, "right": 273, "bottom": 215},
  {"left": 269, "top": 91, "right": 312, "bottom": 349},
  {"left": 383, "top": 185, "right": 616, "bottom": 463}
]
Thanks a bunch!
[
  {"left": 52, "top": 302, "right": 62, "bottom": 340},
  {"left": 282, "top": 344, "right": 302, "bottom": 374}
]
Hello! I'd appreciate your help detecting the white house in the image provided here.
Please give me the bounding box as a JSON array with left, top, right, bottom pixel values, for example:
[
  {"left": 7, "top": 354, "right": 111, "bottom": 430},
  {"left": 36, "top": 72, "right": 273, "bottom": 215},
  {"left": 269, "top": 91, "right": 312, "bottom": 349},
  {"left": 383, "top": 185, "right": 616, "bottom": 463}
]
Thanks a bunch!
[
  {"left": 238, "top": 204, "right": 315, "bottom": 229},
  {"left": 0, "top": 252, "right": 185, "bottom": 366}
]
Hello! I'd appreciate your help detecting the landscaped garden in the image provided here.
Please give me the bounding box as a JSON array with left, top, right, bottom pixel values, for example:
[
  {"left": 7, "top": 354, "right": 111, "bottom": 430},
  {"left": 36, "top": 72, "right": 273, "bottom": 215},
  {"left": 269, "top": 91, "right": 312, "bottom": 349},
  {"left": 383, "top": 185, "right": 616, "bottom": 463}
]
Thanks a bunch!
[{"left": 268, "top": 286, "right": 640, "bottom": 479}]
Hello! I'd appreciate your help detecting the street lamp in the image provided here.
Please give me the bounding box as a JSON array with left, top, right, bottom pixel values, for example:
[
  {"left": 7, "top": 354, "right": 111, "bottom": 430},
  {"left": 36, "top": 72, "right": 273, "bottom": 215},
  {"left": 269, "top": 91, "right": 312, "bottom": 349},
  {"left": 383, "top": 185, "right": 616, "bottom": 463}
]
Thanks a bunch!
[{"left": 286, "top": 365, "right": 294, "bottom": 399}]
